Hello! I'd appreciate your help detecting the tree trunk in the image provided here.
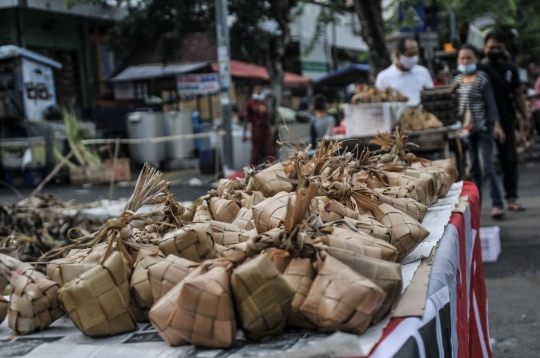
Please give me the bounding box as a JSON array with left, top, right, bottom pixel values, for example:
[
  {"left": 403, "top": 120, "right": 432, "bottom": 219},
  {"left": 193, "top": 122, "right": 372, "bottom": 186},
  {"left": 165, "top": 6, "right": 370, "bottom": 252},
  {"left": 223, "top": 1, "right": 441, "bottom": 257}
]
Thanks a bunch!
[
  {"left": 266, "top": 31, "right": 289, "bottom": 123},
  {"left": 353, "top": 0, "right": 391, "bottom": 83}
]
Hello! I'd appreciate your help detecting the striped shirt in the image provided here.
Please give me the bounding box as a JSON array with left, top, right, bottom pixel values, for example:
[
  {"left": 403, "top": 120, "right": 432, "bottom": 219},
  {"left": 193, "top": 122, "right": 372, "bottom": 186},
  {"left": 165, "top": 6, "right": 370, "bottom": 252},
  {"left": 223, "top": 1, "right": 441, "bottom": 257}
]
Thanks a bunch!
[{"left": 454, "top": 71, "right": 499, "bottom": 132}]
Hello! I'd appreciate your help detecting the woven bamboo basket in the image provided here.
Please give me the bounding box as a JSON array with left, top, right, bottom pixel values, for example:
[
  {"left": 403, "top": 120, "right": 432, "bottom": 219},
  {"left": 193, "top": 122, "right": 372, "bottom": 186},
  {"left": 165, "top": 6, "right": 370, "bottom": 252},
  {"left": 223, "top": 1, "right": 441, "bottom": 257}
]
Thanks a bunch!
[
  {"left": 323, "top": 246, "right": 402, "bottom": 324},
  {"left": 0, "top": 253, "right": 63, "bottom": 335},
  {"left": 329, "top": 227, "right": 398, "bottom": 262},
  {"left": 159, "top": 261, "right": 237, "bottom": 348},
  {"left": 299, "top": 254, "right": 386, "bottom": 334},
  {"left": 231, "top": 253, "right": 295, "bottom": 341},
  {"left": 130, "top": 248, "right": 165, "bottom": 319},
  {"left": 159, "top": 223, "right": 216, "bottom": 262},
  {"left": 232, "top": 207, "right": 256, "bottom": 231},
  {"left": 148, "top": 255, "right": 200, "bottom": 302},
  {"left": 241, "top": 191, "right": 266, "bottom": 209},
  {"left": 58, "top": 251, "right": 138, "bottom": 337},
  {"left": 282, "top": 258, "right": 316, "bottom": 329},
  {"left": 251, "top": 163, "right": 293, "bottom": 197},
  {"left": 209, "top": 197, "right": 240, "bottom": 223}
]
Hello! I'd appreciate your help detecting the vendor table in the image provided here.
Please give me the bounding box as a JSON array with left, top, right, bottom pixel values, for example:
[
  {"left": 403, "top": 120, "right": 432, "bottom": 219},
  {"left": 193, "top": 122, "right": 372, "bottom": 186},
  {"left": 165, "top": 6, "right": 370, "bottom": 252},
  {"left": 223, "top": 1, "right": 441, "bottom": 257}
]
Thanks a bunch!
[
  {"left": 0, "top": 182, "right": 492, "bottom": 358},
  {"left": 327, "top": 123, "right": 465, "bottom": 181}
]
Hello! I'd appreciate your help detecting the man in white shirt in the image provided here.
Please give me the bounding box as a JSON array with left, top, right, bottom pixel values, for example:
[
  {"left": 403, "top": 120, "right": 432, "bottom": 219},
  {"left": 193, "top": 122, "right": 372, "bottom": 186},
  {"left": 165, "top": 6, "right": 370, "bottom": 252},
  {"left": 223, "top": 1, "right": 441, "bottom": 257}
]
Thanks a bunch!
[{"left": 375, "top": 36, "right": 434, "bottom": 106}]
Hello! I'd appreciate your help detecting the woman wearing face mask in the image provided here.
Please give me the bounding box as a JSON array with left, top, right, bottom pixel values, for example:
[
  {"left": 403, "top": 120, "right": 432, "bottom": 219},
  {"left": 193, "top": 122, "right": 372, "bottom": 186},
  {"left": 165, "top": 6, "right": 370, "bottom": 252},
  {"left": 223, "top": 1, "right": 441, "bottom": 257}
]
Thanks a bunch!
[
  {"left": 375, "top": 36, "right": 434, "bottom": 106},
  {"left": 455, "top": 44, "right": 506, "bottom": 219},
  {"left": 243, "top": 85, "right": 274, "bottom": 165}
]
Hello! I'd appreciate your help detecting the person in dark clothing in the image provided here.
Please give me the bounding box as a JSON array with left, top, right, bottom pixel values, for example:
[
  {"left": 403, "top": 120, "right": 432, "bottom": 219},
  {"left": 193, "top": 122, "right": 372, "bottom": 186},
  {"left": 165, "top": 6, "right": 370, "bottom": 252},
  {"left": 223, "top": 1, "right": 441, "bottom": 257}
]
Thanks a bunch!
[
  {"left": 478, "top": 31, "right": 528, "bottom": 211},
  {"left": 310, "top": 94, "right": 335, "bottom": 149},
  {"left": 242, "top": 85, "right": 274, "bottom": 165},
  {"left": 455, "top": 44, "right": 505, "bottom": 219}
]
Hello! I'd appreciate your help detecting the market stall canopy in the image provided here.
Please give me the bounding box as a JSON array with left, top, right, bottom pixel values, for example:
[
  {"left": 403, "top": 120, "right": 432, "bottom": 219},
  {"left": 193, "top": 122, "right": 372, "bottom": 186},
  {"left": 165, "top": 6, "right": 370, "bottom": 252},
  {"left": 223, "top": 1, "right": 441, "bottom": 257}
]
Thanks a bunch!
[
  {"left": 315, "top": 64, "right": 370, "bottom": 87},
  {"left": 211, "top": 60, "right": 312, "bottom": 88},
  {"left": 0, "top": 45, "right": 62, "bottom": 69},
  {"left": 110, "top": 62, "right": 212, "bottom": 82}
]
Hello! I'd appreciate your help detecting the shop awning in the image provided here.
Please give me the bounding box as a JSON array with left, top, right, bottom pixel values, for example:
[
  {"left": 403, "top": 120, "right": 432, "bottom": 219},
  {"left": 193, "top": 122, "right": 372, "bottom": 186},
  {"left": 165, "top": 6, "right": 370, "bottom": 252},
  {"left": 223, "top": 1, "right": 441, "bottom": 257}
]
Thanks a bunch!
[
  {"left": 110, "top": 62, "right": 211, "bottom": 82},
  {"left": 315, "top": 64, "right": 370, "bottom": 87},
  {"left": 211, "top": 60, "right": 311, "bottom": 88}
]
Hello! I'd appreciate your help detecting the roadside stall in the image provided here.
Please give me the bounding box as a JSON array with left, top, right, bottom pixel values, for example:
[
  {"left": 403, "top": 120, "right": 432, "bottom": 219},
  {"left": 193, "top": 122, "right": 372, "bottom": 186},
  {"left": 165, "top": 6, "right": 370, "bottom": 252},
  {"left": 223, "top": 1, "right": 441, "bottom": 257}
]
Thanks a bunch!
[{"left": 0, "top": 129, "right": 490, "bottom": 358}]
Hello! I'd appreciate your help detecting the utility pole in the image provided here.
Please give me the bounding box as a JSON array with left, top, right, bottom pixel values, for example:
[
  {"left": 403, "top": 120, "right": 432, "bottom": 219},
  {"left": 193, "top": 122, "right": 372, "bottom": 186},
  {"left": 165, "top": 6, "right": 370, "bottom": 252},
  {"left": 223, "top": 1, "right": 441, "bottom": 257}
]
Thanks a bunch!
[{"left": 215, "top": 0, "right": 233, "bottom": 171}]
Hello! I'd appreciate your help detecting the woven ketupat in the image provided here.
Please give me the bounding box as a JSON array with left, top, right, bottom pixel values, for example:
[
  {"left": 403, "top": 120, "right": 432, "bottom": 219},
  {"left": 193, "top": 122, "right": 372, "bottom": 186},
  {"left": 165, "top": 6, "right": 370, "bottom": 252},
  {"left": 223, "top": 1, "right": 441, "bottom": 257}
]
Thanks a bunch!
[
  {"left": 58, "top": 251, "right": 137, "bottom": 337},
  {"left": 159, "top": 223, "right": 216, "bottom": 262},
  {"left": 231, "top": 253, "right": 295, "bottom": 341},
  {"left": 251, "top": 163, "right": 293, "bottom": 197},
  {"left": 209, "top": 198, "right": 240, "bottom": 223},
  {"left": 313, "top": 197, "right": 342, "bottom": 222},
  {"left": 252, "top": 192, "right": 295, "bottom": 234},
  {"left": 370, "top": 202, "right": 430, "bottom": 262},
  {"left": 333, "top": 218, "right": 391, "bottom": 242},
  {"left": 210, "top": 221, "right": 247, "bottom": 247},
  {"left": 232, "top": 207, "right": 256, "bottom": 231},
  {"left": 385, "top": 172, "right": 432, "bottom": 206},
  {"left": 58, "top": 263, "right": 97, "bottom": 285},
  {"left": 264, "top": 248, "right": 292, "bottom": 274},
  {"left": 130, "top": 248, "right": 165, "bottom": 318},
  {"left": 330, "top": 227, "right": 398, "bottom": 262},
  {"left": 282, "top": 258, "right": 316, "bottom": 329},
  {"left": 148, "top": 255, "right": 200, "bottom": 302},
  {"left": 241, "top": 191, "right": 266, "bottom": 209},
  {"left": 316, "top": 235, "right": 392, "bottom": 262},
  {"left": 300, "top": 254, "right": 385, "bottom": 334},
  {"left": 149, "top": 266, "right": 202, "bottom": 346},
  {"left": 0, "top": 254, "right": 63, "bottom": 335},
  {"left": 193, "top": 202, "right": 212, "bottom": 222},
  {"left": 405, "top": 169, "right": 439, "bottom": 200},
  {"left": 0, "top": 297, "right": 7, "bottom": 323},
  {"left": 324, "top": 200, "right": 361, "bottom": 221},
  {"left": 47, "top": 251, "right": 88, "bottom": 285},
  {"left": 162, "top": 262, "right": 236, "bottom": 348},
  {"left": 47, "top": 243, "right": 108, "bottom": 285},
  {"left": 373, "top": 185, "right": 419, "bottom": 201},
  {"left": 325, "top": 246, "right": 401, "bottom": 323},
  {"left": 375, "top": 193, "right": 427, "bottom": 222}
]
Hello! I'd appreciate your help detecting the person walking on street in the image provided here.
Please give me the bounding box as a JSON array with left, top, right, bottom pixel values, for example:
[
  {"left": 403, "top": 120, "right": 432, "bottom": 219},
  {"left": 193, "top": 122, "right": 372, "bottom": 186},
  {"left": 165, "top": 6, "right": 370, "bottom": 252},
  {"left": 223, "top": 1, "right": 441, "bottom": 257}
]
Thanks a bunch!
[
  {"left": 243, "top": 85, "right": 274, "bottom": 166},
  {"left": 529, "top": 66, "right": 540, "bottom": 136},
  {"left": 375, "top": 36, "right": 434, "bottom": 106},
  {"left": 455, "top": 44, "right": 506, "bottom": 219},
  {"left": 310, "top": 94, "right": 335, "bottom": 149},
  {"left": 479, "top": 31, "right": 528, "bottom": 211}
]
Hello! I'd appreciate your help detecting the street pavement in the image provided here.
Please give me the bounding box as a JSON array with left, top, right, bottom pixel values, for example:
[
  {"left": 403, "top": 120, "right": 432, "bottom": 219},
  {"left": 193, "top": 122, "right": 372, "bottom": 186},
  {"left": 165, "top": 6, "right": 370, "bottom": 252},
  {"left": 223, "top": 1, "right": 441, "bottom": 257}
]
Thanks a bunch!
[{"left": 481, "top": 160, "right": 540, "bottom": 357}]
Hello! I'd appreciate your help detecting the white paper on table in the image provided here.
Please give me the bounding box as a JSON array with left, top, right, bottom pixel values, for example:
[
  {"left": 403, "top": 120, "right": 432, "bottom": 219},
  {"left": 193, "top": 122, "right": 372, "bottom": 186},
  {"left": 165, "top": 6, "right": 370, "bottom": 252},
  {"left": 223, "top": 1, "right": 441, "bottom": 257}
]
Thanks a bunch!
[
  {"left": 433, "top": 181, "right": 463, "bottom": 207},
  {"left": 421, "top": 205, "right": 454, "bottom": 229},
  {"left": 400, "top": 259, "right": 422, "bottom": 293},
  {"left": 401, "top": 227, "right": 445, "bottom": 265}
]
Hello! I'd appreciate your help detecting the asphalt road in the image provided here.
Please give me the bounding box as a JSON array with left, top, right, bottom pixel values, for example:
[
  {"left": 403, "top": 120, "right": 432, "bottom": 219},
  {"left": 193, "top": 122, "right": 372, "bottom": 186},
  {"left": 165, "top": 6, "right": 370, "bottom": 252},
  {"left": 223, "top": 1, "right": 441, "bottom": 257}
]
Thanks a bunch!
[{"left": 481, "top": 162, "right": 540, "bottom": 357}]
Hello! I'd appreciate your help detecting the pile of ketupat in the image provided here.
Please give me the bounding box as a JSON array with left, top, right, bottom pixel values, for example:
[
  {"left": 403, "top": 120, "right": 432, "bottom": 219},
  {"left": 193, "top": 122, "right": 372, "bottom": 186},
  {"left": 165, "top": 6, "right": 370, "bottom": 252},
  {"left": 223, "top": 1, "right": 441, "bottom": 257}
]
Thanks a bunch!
[{"left": 0, "top": 129, "right": 458, "bottom": 349}]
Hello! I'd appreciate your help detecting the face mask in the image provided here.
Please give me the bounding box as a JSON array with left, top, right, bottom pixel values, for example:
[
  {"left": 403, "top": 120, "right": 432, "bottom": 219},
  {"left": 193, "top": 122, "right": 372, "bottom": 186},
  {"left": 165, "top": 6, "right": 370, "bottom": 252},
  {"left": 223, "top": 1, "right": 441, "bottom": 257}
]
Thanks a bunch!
[
  {"left": 458, "top": 64, "right": 477, "bottom": 75},
  {"left": 252, "top": 93, "right": 264, "bottom": 101},
  {"left": 399, "top": 55, "right": 418, "bottom": 70},
  {"left": 487, "top": 51, "right": 503, "bottom": 62}
]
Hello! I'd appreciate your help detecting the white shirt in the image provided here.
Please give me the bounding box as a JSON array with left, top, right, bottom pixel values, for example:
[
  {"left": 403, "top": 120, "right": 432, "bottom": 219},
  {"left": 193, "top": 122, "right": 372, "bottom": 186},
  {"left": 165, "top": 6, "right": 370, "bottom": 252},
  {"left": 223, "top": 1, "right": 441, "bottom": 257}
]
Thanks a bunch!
[{"left": 375, "top": 63, "right": 434, "bottom": 106}]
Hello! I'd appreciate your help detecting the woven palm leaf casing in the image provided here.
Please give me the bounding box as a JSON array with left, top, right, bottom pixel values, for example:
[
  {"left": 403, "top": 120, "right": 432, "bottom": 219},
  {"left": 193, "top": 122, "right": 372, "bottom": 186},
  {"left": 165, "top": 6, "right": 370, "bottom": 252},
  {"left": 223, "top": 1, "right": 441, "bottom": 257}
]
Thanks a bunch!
[
  {"left": 162, "top": 263, "right": 236, "bottom": 348},
  {"left": 147, "top": 255, "right": 200, "bottom": 302},
  {"left": 324, "top": 246, "right": 401, "bottom": 323},
  {"left": 282, "top": 258, "right": 316, "bottom": 329},
  {"left": 58, "top": 251, "right": 137, "bottom": 337},
  {"left": 251, "top": 163, "right": 293, "bottom": 197},
  {"left": 159, "top": 223, "right": 216, "bottom": 262},
  {"left": 299, "top": 254, "right": 386, "bottom": 334},
  {"left": 231, "top": 253, "right": 295, "bottom": 341}
]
